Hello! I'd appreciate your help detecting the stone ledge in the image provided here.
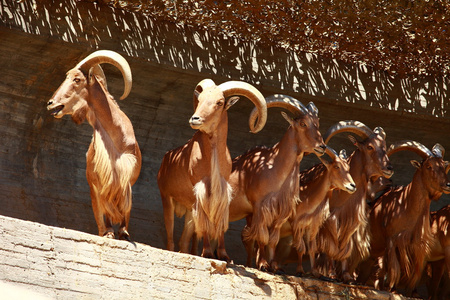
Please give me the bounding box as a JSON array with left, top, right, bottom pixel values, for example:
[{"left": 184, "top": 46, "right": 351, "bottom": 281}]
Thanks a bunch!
[{"left": 0, "top": 215, "right": 411, "bottom": 299}]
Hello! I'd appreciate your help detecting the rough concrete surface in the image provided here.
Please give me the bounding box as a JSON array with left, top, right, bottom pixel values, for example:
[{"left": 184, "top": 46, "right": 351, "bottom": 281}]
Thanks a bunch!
[{"left": 0, "top": 215, "right": 411, "bottom": 299}]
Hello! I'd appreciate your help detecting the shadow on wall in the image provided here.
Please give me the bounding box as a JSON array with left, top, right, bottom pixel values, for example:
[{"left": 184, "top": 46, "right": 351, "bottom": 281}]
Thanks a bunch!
[
  {"left": 1, "top": 0, "right": 449, "bottom": 120},
  {"left": 0, "top": 0, "right": 449, "bottom": 259}
]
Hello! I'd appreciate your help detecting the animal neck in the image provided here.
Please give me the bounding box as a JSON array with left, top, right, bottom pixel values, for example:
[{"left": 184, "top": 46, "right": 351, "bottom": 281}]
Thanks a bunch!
[
  {"left": 300, "top": 164, "right": 329, "bottom": 205},
  {"left": 349, "top": 150, "right": 370, "bottom": 187},
  {"left": 409, "top": 171, "right": 442, "bottom": 207},
  {"left": 196, "top": 114, "right": 231, "bottom": 179},
  {"left": 86, "top": 81, "right": 135, "bottom": 154},
  {"left": 329, "top": 152, "right": 367, "bottom": 209},
  {"left": 273, "top": 126, "right": 305, "bottom": 166},
  {"left": 403, "top": 178, "right": 434, "bottom": 244}
]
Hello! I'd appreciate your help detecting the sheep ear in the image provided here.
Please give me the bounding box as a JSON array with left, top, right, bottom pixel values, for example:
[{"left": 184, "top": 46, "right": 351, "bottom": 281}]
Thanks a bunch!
[
  {"left": 225, "top": 96, "right": 239, "bottom": 110},
  {"left": 348, "top": 135, "right": 359, "bottom": 148},
  {"left": 281, "top": 111, "right": 294, "bottom": 126},
  {"left": 339, "top": 149, "right": 348, "bottom": 160},
  {"left": 89, "top": 65, "right": 108, "bottom": 90},
  {"left": 445, "top": 161, "right": 450, "bottom": 174},
  {"left": 410, "top": 160, "right": 421, "bottom": 169}
]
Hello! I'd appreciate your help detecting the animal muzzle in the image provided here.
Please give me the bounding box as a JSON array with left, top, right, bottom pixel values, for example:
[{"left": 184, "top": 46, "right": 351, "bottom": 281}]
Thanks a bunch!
[
  {"left": 314, "top": 144, "right": 327, "bottom": 156},
  {"left": 47, "top": 99, "right": 64, "bottom": 117},
  {"left": 345, "top": 183, "right": 357, "bottom": 194},
  {"left": 189, "top": 115, "right": 203, "bottom": 129},
  {"left": 382, "top": 164, "right": 394, "bottom": 178}
]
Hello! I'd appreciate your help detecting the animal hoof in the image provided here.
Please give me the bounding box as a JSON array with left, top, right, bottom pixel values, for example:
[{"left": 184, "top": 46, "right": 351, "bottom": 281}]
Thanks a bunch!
[
  {"left": 259, "top": 265, "right": 269, "bottom": 272},
  {"left": 295, "top": 272, "right": 305, "bottom": 277},
  {"left": 118, "top": 229, "right": 131, "bottom": 241},
  {"left": 104, "top": 232, "right": 115, "bottom": 239},
  {"left": 218, "top": 255, "right": 231, "bottom": 263},
  {"left": 274, "top": 269, "right": 286, "bottom": 275},
  {"left": 319, "top": 275, "right": 336, "bottom": 282}
]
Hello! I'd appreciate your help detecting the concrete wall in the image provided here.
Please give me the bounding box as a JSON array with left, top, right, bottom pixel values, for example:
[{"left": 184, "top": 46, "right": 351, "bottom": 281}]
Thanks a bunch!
[
  {"left": 0, "top": 215, "right": 407, "bottom": 299},
  {"left": 0, "top": 0, "right": 448, "bottom": 269}
]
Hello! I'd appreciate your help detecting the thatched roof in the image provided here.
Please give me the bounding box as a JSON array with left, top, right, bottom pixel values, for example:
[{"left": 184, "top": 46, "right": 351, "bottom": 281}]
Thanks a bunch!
[{"left": 96, "top": 0, "right": 449, "bottom": 77}]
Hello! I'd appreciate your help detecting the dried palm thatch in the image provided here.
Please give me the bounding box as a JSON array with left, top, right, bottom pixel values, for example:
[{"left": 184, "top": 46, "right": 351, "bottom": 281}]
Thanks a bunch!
[{"left": 94, "top": 0, "right": 449, "bottom": 77}]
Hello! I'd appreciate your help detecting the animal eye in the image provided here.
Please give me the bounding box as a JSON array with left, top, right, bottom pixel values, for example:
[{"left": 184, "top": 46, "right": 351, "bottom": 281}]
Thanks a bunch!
[
  {"left": 334, "top": 166, "right": 339, "bottom": 169},
  {"left": 73, "top": 78, "right": 81, "bottom": 83},
  {"left": 300, "top": 122, "right": 306, "bottom": 127},
  {"left": 216, "top": 101, "right": 223, "bottom": 106},
  {"left": 367, "top": 145, "right": 374, "bottom": 150}
]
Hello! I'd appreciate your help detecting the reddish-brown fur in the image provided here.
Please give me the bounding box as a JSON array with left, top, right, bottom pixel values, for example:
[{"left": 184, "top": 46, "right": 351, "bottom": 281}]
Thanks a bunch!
[
  {"left": 316, "top": 121, "right": 393, "bottom": 283},
  {"left": 368, "top": 142, "right": 450, "bottom": 293},
  {"left": 157, "top": 79, "right": 267, "bottom": 261},
  {"left": 47, "top": 50, "right": 141, "bottom": 240},
  {"left": 427, "top": 205, "right": 450, "bottom": 300},
  {"left": 273, "top": 147, "right": 356, "bottom": 277},
  {"left": 229, "top": 94, "right": 326, "bottom": 271}
]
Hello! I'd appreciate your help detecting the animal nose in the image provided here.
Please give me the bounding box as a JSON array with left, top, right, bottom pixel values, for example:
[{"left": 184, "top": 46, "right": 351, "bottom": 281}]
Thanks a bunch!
[
  {"left": 350, "top": 183, "right": 356, "bottom": 189},
  {"left": 320, "top": 144, "right": 326, "bottom": 150},
  {"left": 190, "top": 116, "right": 200, "bottom": 122},
  {"left": 47, "top": 100, "right": 53, "bottom": 106},
  {"left": 446, "top": 182, "right": 450, "bottom": 188},
  {"left": 387, "top": 165, "right": 394, "bottom": 171}
]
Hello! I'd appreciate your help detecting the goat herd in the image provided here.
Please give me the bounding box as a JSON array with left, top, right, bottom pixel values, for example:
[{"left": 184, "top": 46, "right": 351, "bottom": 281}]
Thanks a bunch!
[{"left": 46, "top": 50, "right": 449, "bottom": 298}]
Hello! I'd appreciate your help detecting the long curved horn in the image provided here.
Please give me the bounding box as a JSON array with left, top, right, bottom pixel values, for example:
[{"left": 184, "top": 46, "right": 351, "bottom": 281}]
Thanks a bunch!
[
  {"left": 193, "top": 79, "right": 216, "bottom": 111},
  {"left": 318, "top": 145, "right": 338, "bottom": 165},
  {"left": 323, "top": 120, "right": 374, "bottom": 144},
  {"left": 248, "top": 94, "right": 309, "bottom": 131},
  {"left": 432, "top": 143, "right": 445, "bottom": 158},
  {"left": 325, "top": 145, "right": 338, "bottom": 161},
  {"left": 387, "top": 140, "right": 433, "bottom": 159},
  {"left": 218, "top": 81, "right": 267, "bottom": 133},
  {"left": 75, "top": 50, "right": 132, "bottom": 100}
]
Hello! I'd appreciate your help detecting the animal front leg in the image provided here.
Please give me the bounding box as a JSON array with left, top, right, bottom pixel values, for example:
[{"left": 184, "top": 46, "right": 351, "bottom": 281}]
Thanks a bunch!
[
  {"left": 341, "top": 259, "right": 354, "bottom": 283},
  {"left": 201, "top": 232, "right": 214, "bottom": 259},
  {"left": 161, "top": 196, "right": 175, "bottom": 251},
  {"left": 295, "top": 240, "right": 306, "bottom": 277},
  {"left": 308, "top": 238, "right": 322, "bottom": 278},
  {"left": 267, "top": 224, "right": 284, "bottom": 273},
  {"left": 104, "top": 218, "right": 115, "bottom": 239},
  {"left": 256, "top": 241, "right": 269, "bottom": 272},
  {"left": 118, "top": 212, "right": 130, "bottom": 241},
  {"left": 180, "top": 210, "right": 196, "bottom": 254},
  {"left": 216, "top": 233, "right": 231, "bottom": 263},
  {"left": 90, "top": 185, "right": 110, "bottom": 237}
]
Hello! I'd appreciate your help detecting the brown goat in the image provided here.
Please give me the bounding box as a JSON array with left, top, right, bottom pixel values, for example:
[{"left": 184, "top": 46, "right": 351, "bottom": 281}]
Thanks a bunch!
[
  {"left": 316, "top": 121, "right": 393, "bottom": 283},
  {"left": 368, "top": 141, "right": 450, "bottom": 293},
  {"left": 47, "top": 50, "right": 141, "bottom": 240},
  {"left": 273, "top": 146, "right": 356, "bottom": 277},
  {"left": 157, "top": 79, "right": 267, "bottom": 261},
  {"left": 229, "top": 94, "right": 326, "bottom": 272},
  {"left": 427, "top": 205, "right": 450, "bottom": 300}
]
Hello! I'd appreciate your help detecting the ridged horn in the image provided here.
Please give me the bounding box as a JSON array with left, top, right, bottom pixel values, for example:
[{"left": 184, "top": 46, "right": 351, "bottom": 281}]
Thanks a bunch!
[
  {"left": 218, "top": 81, "right": 267, "bottom": 133},
  {"left": 432, "top": 143, "right": 445, "bottom": 158},
  {"left": 75, "top": 50, "right": 132, "bottom": 100},
  {"left": 324, "top": 120, "right": 374, "bottom": 144},
  {"left": 325, "top": 145, "right": 338, "bottom": 161},
  {"left": 248, "top": 94, "right": 309, "bottom": 132},
  {"left": 387, "top": 140, "right": 433, "bottom": 159},
  {"left": 193, "top": 79, "right": 216, "bottom": 111}
]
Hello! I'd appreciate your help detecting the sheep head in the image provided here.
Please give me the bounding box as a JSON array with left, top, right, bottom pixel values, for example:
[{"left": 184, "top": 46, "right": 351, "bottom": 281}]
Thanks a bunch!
[
  {"left": 190, "top": 79, "right": 267, "bottom": 135},
  {"left": 324, "top": 120, "right": 394, "bottom": 179},
  {"left": 319, "top": 147, "right": 356, "bottom": 194},
  {"left": 249, "top": 94, "right": 326, "bottom": 156},
  {"left": 389, "top": 141, "right": 450, "bottom": 196},
  {"left": 47, "top": 50, "right": 132, "bottom": 124}
]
